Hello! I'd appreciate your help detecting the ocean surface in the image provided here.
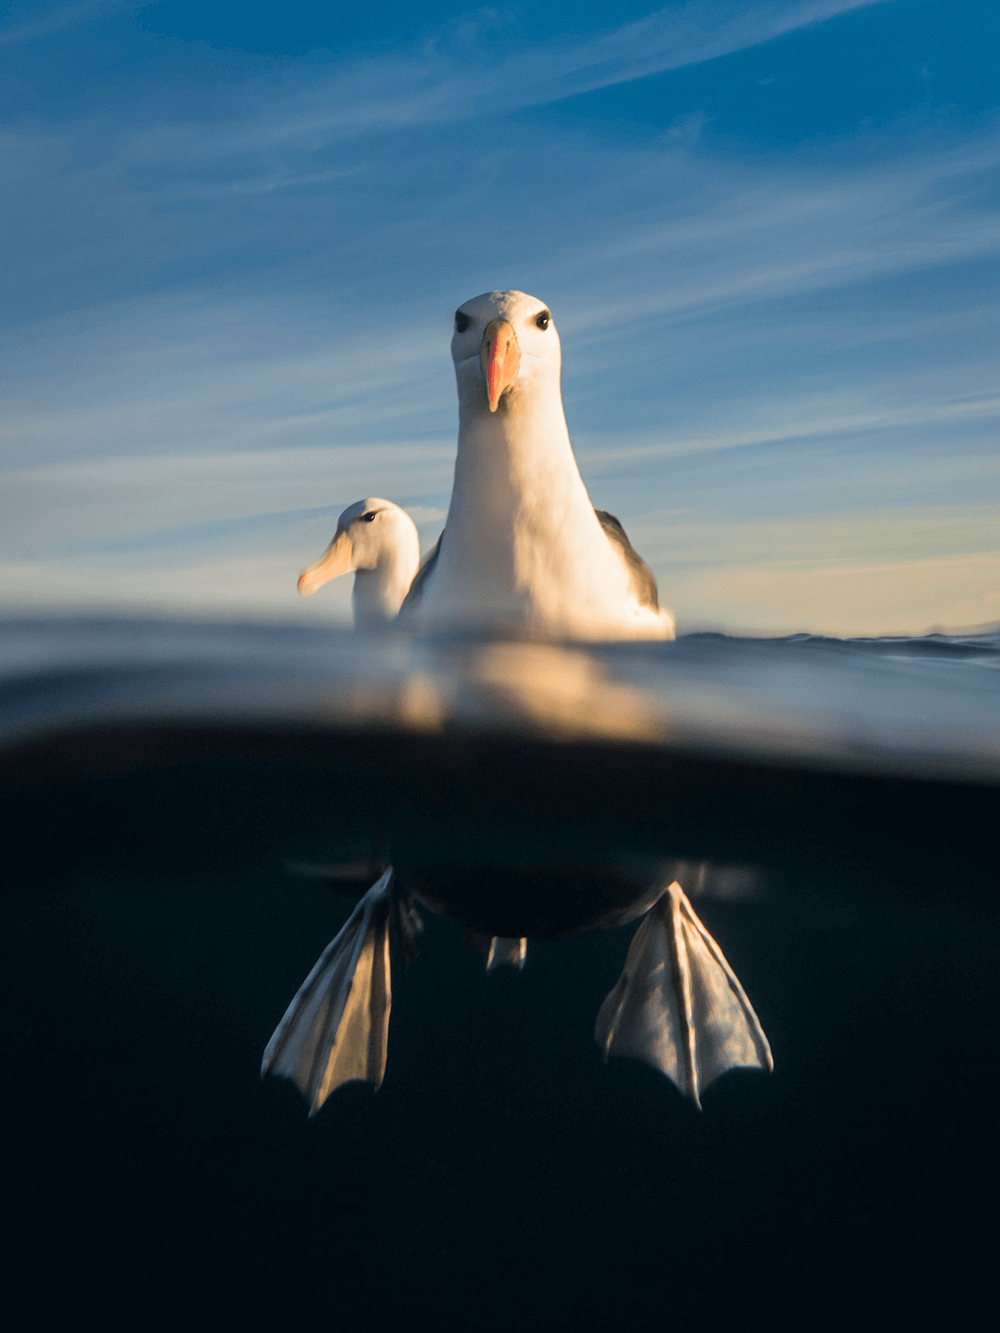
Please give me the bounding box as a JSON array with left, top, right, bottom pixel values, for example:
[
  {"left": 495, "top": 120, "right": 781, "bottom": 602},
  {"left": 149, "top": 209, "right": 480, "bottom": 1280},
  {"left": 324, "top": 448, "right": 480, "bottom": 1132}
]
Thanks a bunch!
[{"left": 3, "top": 616, "right": 998, "bottom": 1329}]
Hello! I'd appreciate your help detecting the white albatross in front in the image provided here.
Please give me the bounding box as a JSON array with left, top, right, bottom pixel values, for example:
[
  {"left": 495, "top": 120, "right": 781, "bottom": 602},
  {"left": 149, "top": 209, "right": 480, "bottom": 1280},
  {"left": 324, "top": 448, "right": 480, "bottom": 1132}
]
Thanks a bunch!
[
  {"left": 262, "top": 292, "right": 771, "bottom": 1118},
  {"left": 400, "top": 290, "right": 674, "bottom": 641}
]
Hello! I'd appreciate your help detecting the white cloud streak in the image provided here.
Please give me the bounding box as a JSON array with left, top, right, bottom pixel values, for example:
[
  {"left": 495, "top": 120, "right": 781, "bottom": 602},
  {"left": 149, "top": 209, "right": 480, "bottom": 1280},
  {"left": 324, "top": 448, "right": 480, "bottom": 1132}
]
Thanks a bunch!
[
  {"left": 548, "top": 135, "right": 1000, "bottom": 339},
  {"left": 0, "top": 0, "right": 124, "bottom": 46},
  {"left": 182, "top": 1, "right": 891, "bottom": 154},
  {"left": 5, "top": 127, "right": 997, "bottom": 468},
  {"left": 575, "top": 385, "right": 1000, "bottom": 470},
  {"left": 0, "top": 443, "right": 457, "bottom": 559}
]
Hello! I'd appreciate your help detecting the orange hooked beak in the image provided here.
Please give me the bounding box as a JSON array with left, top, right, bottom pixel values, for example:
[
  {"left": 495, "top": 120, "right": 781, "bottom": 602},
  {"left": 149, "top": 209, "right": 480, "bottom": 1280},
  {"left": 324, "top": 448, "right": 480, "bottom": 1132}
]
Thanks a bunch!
[{"left": 480, "top": 319, "right": 520, "bottom": 412}]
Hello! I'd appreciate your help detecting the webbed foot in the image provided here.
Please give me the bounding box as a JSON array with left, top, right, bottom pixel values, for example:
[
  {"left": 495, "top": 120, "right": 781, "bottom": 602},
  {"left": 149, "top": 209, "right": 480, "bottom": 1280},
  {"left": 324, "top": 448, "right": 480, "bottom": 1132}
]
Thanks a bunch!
[
  {"left": 262, "top": 868, "right": 397, "bottom": 1115},
  {"left": 595, "top": 881, "right": 772, "bottom": 1107}
]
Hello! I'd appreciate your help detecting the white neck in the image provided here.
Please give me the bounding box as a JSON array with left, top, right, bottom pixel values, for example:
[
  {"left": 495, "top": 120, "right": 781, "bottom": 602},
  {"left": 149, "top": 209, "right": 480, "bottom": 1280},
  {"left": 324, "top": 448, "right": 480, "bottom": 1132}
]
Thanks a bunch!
[
  {"left": 353, "top": 544, "right": 418, "bottom": 629},
  {"left": 417, "top": 359, "right": 664, "bottom": 639}
]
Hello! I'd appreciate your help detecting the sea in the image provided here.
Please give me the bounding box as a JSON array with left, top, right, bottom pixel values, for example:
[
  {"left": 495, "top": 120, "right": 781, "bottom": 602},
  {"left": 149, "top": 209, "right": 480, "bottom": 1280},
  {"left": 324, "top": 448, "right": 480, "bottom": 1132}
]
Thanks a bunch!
[{"left": 3, "top": 616, "right": 998, "bottom": 1330}]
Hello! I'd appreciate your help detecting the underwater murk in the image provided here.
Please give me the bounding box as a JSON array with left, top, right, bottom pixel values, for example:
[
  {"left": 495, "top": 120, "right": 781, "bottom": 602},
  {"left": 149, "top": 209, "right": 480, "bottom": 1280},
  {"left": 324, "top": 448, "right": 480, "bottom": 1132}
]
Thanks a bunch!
[{"left": 3, "top": 616, "right": 998, "bottom": 1329}]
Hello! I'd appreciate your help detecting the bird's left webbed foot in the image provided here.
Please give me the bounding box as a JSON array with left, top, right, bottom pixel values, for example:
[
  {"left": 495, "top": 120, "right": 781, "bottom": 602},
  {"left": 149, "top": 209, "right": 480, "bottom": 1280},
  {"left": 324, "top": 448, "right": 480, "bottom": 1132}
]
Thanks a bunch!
[{"left": 595, "top": 881, "right": 772, "bottom": 1108}]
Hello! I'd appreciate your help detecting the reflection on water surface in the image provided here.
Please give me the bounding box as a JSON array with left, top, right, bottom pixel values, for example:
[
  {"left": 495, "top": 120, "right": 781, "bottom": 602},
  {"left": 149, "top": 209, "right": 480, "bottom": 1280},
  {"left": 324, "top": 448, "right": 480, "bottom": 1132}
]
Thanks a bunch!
[{"left": 3, "top": 617, "right": 998, "bottom": 780}]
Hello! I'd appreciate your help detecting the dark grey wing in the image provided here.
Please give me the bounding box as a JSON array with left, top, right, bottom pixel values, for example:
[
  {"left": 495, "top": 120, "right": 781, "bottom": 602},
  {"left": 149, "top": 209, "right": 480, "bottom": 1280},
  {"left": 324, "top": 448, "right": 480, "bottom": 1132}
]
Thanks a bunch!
[
  {"left": 399, "top": 531, "right": 442, "bottom": 614},
  {"left": 594, "top": 510, "right": 659, "bottom": 610}
]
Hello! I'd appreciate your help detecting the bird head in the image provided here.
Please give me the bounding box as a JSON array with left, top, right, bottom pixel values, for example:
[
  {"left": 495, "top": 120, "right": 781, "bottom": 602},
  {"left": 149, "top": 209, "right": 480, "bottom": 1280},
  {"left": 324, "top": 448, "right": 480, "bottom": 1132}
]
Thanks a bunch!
[
  {"left": 451, "top": 290, "right": 561, "bottom": 413},
  {"left": 297, "top": 498, "right": 416, "bottom": 596}
]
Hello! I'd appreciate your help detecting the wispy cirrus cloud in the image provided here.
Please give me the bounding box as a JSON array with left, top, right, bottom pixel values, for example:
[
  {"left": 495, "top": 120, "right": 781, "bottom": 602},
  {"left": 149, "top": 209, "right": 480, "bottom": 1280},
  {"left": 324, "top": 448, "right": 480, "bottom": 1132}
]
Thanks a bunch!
[
  {"left": 575, "top": 384, "right": 1000, "bottom": 472},
  {"left": 0, "top": 0, "right": 125, "bottom": 46},
  {"left": 549, "top": 133, "right": 1000, "bottom": 340},
  {"left": 2, "top": 0, "right": 996, "bottom": 635},
  {"left": 6, "top": 124, "right": 997, "bottom": 463},
  {"left": 0, "top": 443, "right": 456, "bottom": 558},
  {"left": 191, "top": 0, "right": 892, "bottom": 151}
]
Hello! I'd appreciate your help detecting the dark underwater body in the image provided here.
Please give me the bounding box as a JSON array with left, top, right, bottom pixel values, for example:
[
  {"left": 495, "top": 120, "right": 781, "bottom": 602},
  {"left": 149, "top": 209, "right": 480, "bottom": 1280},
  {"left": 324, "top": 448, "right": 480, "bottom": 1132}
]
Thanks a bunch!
[{"left": 2, "top": 617, "right": 998, "bottom": 1331}]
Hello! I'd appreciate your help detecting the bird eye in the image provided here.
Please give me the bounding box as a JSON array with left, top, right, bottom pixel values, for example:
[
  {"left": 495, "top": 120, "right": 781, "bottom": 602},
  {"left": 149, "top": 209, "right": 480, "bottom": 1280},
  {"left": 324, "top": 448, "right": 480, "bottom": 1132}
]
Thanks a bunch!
[
  {"left": 362, "top": 511, "right": 378, "bottom": 522},
  {"left": 454, "top": 311, "right": 471, "bottom": 333},
  {"left": 535, "top": 311, "right": 550, "bottom": 330}
]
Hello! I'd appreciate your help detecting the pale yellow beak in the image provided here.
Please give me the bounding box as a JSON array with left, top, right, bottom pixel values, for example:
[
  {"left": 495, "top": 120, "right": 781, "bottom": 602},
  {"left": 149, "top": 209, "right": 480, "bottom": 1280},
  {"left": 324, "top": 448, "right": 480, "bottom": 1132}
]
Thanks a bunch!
[
  {"left": 481, "top": 318, "right": 520, "bottom": 412},
  {"left": 298, "top": 529, "right": 354, "bottom": 596}
]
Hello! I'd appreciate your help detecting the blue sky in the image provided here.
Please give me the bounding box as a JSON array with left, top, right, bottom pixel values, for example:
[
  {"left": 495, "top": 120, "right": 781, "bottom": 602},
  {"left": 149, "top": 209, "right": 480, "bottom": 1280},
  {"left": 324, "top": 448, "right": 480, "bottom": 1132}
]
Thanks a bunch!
[{"left": 2, "top": 0, "right": 997, "bottom": 633}]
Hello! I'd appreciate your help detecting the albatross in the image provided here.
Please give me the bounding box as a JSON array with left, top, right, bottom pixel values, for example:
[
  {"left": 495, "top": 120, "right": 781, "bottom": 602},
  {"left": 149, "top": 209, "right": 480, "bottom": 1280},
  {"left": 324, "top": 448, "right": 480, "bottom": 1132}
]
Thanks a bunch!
[
  {"left": 400, "top": 290, "right": 675, "bottom": 641},
  {"left": 262, "top": 293, "right": 771, "bottom": 1116},
  {"left": 298, "top": 498, "right": 420, "bottom": 629}
]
